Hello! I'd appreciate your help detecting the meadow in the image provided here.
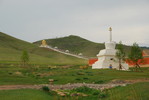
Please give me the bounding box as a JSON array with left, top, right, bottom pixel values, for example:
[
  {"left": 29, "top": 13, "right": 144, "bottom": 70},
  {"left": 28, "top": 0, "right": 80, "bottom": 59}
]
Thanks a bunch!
[
  {"left": 0, "top": 82, "right": 149, "bottom": 100},
  {"left": 0, "top": 64, "right": 149, "bottom": 85},
  {"left": 0, "top": 32, "right": 87, "bottom": 65},
  {"left": 0, "top": 54, "right": 149, "bottom": 100}
]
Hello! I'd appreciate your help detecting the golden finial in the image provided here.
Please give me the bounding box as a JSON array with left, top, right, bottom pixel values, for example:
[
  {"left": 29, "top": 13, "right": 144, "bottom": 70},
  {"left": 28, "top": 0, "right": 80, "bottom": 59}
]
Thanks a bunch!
[{"left": 109, "top": 27, "right": 112, "bottom": 31}]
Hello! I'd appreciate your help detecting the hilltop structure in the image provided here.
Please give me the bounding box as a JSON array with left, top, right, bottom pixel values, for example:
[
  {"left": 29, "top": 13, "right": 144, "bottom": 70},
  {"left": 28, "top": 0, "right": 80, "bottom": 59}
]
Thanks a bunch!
[
  {"left": 92, "top": 27, "right": 129, "bottom": 70},
  {"left": 40, "top": 40, "right": 49, "bottom": 48}
]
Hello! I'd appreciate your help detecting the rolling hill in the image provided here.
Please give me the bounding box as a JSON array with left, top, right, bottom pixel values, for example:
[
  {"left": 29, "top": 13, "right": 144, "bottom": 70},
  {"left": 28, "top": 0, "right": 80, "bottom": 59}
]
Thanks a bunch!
[
  {"left": 34, "top": 35, "right": 131, "bottom": 58},
  {"left": 0, "top": 32, "right": 87, "bottom": 65}
]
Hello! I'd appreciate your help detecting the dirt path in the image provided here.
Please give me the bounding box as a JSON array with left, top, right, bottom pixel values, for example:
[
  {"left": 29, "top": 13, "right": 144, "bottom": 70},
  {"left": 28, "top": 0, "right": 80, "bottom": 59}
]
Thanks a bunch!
[{"left": 0, "top": 79, "right": 149, "bottom": 91}]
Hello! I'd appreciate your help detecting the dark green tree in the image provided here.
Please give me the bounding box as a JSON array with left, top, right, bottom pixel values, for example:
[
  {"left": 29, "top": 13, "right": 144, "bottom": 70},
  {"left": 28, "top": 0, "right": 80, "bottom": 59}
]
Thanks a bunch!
[
  {"left": 128, "top": 43, "right": 143, "bottom": 71},
  {"left": 21, "top": 50, "right": 29, "bottom": 67},
  {"left": 116, "top": 41, "right": 126, "bottom": 70}
]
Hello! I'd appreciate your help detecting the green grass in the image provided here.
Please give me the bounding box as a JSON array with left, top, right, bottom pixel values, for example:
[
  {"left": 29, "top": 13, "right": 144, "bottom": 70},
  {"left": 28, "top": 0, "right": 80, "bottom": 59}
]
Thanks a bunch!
[
  {"left": 34, "top": 35, "right": 131, "bottom": 57},
  {"left": 0, "top": 63, "right": 149, "bottom": 100},
  {"left": 34, "top": 35, "right": 104, "bottom": 57},
  {"left": 0, "top": 89, "right": 54, "bottom": 100},
  {"left": 0, "top": 32, "right": 87, "bottom": 65},
  {"left": 76, "top": 82, "right": 149, "bottom": 100},
  {"left": 106, "top": 82, "right": 149, "bottom": 100},
  {"left": 0, "top": 82, "right": 149, "bottom": 100},
  {"left": 0, "top": 64, "right": 149, "bottom": 85}
]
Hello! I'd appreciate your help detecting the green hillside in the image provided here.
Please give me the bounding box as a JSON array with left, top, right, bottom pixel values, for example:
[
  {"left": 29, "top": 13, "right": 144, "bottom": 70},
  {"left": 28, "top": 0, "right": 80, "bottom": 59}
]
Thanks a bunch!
[
  {"left": 0, "top": 32, "right": 87, "bottom": 65},
  {"left": 34, "top": 35, "right": 131, "bottom": 58}
]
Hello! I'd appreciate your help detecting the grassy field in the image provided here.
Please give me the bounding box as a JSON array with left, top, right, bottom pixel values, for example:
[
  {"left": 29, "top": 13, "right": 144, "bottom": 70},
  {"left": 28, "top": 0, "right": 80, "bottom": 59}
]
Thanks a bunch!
[
  {"left": 0, "top": 89, "right": 54, "bottom": 100},
  {"left": 107, "top": 82, "right": 149, "bottom": 100},
  {"left": 0, "top": 82, "right": 149, "bottom": 100},
  {"left": 34, "top": 35, "right": 131, "bottom": 57},
  {"left": 0, "top": 32, "right": 87, "bottom": 65},
  {"left": 0, "top": 64, "right": 149, "bottom": 85}
]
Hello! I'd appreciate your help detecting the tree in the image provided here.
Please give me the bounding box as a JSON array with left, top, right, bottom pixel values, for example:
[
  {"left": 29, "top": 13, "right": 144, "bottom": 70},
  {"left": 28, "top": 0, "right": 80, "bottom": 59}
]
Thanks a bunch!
[
  {"left": 116, "top": 41, "right": 126, "bottom": 70},
  {"left": 128, "top": 43, "right": 143, "bottom": 71},
  {"left": 21, "top": 50, "right": 29, "bottom": 67}
]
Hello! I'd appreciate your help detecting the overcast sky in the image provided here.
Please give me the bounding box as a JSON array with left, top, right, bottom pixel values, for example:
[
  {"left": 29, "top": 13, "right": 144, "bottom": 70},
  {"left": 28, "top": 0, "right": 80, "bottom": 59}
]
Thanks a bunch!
[{"left": 0, "top": 0, "right": 149, "bottom": 46}]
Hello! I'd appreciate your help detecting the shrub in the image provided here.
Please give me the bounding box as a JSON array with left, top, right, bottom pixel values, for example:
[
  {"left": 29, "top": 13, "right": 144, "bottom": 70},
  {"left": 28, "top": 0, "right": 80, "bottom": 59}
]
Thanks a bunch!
[
  {"left": 49, "top": 90, "right": 57, "bottom": 95},
  {"left": 99, "top": 92, "right": 108, "bottom": 98},
  {"left": 54, "top": 79, "right": 58, "bottom": 81},
  {"left": 21, "top": 50, "right": 29, "bottom": 67},
  {"left": 95, "top": 80, "right": 104, "bottom": 84},
  {"left": 42, "top": 86, "right": 57, "bottom": 95},
  {"left": 92, "top": 91, "right": 100, "bottom": 95},
  {"left": 42, "top": 86, "right": 50, "bottom": 92},
  {"left": 36, "top": 74, "right": 41, "bottom": 77},
  {"left": 77, "top": 72, "right": 85, "bottom": 75},
  {"left": 74, "top": 86, "right": 92, "bottom": 93},
  {"left": 73, "top": 86, "right": 101, "bottom": 96},
  {"left": 83, "top": 77, "right": 89, "bottom": 80},
  {"left": 75, "top": 78, "right": 81, "bottom": 81},
  {"left": 8, "top": 72, "right": 13, "bottom": 75}
]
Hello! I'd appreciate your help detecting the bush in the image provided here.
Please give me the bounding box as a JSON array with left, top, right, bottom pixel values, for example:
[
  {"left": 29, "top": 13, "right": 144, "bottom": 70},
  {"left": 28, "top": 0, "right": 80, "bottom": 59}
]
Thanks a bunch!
[
  {"left": 74, "top": 86, "right": 92, "bottom": 93},
  {"left": 83, "top": 77, "right": 89, "bottom": 80},
  {"left": 49, "top": 90, "right": 57, "bottom": 95},
  {"left": 77, "top": 72, "right": 85, "bottom": 75},
  {"left": 42, "top": 86, "right": 50, "bottom": 92},
  {"left": 94, "top": 80, "right": 104, "bottom": 84},
  {"left": 73, "top": 86, "right": 101, "bottom": 96},
  {"left": 42, "top": 86, "right": 57, "bottom": 95},
  {"left": 92, "top": 91, "right": 100, "bottom": 95},
  {"left": 8, "top": 72, "right": 13, "bottom": 75},
  {"left": 75, "top": 78, "right": 81, "bottom": 81},
  {"left": 54, "top": 79, "right": 58, "bottom": 82},
  {"left": 99, "top": 92, "right": 108, "bottom": 98}
]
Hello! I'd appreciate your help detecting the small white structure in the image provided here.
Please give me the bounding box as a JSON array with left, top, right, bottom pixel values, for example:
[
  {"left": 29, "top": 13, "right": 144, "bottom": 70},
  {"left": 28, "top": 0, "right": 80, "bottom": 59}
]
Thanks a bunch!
[
  {"left": 65, "top": 50, "right": 69, "bottom": 53},
  {"left": 92, "top": 27, "right": 129, "bottom": 70},
  {"left": 78, "top": 53, "right": 83, "bottom": 56}
]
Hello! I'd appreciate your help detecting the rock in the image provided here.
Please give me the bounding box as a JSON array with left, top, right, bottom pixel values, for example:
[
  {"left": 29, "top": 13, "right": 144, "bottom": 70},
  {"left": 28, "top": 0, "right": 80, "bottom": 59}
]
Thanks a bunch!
[
  {"left": 14, "top": 71, "right": 22, "bottom": 76},
  {"left": 70, "top": 93, "right": 79, "bottom": 96},
  {"left": 53, "top": 90, "right": 66, "bottom": 97},
  {"left": 49, "top": 79, "right": 54, "bottom": 85},
  {"left": 70, "top": 93, "right": 88, "bottom": 97},
  {"left": 58, "top": 92, "right": 66, "bottom": 97}
]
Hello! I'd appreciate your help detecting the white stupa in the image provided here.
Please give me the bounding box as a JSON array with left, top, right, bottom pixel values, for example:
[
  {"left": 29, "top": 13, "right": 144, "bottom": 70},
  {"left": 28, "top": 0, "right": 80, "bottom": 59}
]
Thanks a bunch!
[{"left": 92, "top": 27, "right": 129, "bottom": 70}]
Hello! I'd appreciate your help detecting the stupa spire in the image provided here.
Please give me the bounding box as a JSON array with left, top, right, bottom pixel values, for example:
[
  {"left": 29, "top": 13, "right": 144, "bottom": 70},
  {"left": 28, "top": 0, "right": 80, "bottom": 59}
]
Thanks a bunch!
[{"left": 109, "top": 27, "right": 112, "bottom": 42}]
